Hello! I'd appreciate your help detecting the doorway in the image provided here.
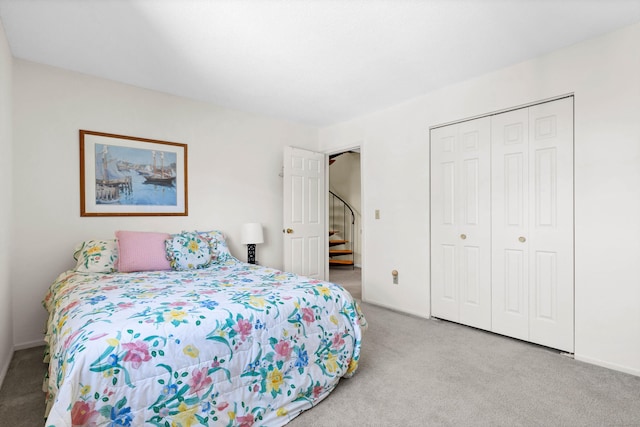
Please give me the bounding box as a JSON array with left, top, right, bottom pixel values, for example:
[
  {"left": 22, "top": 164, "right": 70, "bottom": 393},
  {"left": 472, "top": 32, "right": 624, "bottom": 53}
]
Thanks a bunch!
[{"left": 327, "top": 148, "right": 362, "bottom": 300}]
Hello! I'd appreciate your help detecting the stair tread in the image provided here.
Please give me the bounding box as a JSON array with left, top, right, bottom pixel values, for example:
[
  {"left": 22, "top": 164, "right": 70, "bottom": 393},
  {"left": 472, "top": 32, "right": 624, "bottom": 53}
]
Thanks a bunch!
[
  {"left": 329, "top": 239, "right": 348, "bottom": 246},
  {"left": 329, "top": 249, "right": 353, "bottom": 255},
  {"left": 329, "top": 259, "right": 355, "bottom": 265}
]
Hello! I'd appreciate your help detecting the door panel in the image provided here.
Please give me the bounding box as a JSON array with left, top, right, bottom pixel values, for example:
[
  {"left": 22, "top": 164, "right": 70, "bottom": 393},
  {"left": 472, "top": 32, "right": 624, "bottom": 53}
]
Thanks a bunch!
[
  {"left": 534, "top": 148, "right": 557, "bottom": 227},
  {"left": 283, "top": 147, "right": 327, "bottom": 279},
  {"left": 491, "top": 98, "right": 574, "bottom": 352},
  {"left": 431, "top": 125, "right": 460, "bottom": 322},
  {"left": 442, "top": 244, "right": 457, "bottom": 301},
  {"left": 442, "top": 161, "right": 456, "bottom": 224},
  {"left": 458, "top": 118, "right": 491, "bottom": 329},
  {"left": 462, "top": 158, "right": 479, "bottom": 225},
  {"left": 291, "top": 237, "right": 303, "bottom": 274},
  {"left": 307, "top": 176, "right": 320, "bottom": 224},
  {"left": 505, "top": 249, "right": 525, "bottom": 314},
  {"left": 492, "top": 107, "right": 530, "bottom": 340},
  {"left": 307, "top": 236, "right": 321, "bottom": 277},
  {"left": 461, "top": 246, "right": 480, "bottom": 305},
  {"left": 527, "top": 98, "right": 574, "bottom": 352},
  {"left": 291, "top": 175, "right": 304, "bottom": 223},
  {"left": 431, "top": 117, "right": 491, "bottom": 329},
  {"left": 505, "top": 153, "right": 525, "bottom": 226},
  {"left": 534, "top": 250, "right": 557, "bottom": 320}
]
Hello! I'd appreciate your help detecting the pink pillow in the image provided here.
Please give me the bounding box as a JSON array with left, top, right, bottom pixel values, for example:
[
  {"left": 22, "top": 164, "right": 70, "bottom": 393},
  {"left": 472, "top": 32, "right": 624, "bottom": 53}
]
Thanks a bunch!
[{"left": 116, "top": 230, "right": 171, "bottom": 272}]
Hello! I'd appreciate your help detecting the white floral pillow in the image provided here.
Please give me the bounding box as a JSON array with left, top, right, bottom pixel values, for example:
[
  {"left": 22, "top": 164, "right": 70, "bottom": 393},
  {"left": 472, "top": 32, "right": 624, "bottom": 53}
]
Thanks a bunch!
[
  {"left": 165, "top": 231, "right": 214, "bottom": 270},
  {"left": 73, "top": 239, "right": 119, "bottom": 273},
  {"left": 197, "top": 230, "right": 233, "bottom": 262}
]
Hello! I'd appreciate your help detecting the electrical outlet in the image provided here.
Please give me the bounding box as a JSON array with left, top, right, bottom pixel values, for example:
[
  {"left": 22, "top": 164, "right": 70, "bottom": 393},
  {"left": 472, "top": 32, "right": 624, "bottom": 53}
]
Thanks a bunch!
[{"left": 375, "top": 209, "right": 380, "bottom": 219}]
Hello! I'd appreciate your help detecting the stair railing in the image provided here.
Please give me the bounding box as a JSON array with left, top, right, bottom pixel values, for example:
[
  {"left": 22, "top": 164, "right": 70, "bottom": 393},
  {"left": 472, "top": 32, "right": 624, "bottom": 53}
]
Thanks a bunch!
[{"left": 329, "top": 190, "right": 355, "bottom": 268}]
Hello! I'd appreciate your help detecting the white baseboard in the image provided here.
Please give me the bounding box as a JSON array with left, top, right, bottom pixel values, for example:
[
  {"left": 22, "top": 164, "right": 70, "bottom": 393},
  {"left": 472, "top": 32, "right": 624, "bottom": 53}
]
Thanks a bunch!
[
  {"left": 0, "top": 347, "right": 13, "bottom": 390},
  {"left": 0, "top": 340, "right": 45, "bottom": 389},
  {"left": 575, "top": 353, "right": 640, "bottom": 377},
  {"left": 14, "top": 339, "right": 46, "bottom": 351},
  {"left": 361, "top": 298, "right": 429, "bottom": 320}
]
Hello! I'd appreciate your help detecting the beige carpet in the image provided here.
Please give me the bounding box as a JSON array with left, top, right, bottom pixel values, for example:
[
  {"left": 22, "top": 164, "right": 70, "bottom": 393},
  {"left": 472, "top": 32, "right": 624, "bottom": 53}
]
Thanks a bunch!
[
  {"left": 290, "top": 303, "right": 640, "bottom": 426},
  {"left": 329, "top": 266, "right": 361, "bottom": 300},
  {"left": 3, "top": 300, "right": 640, "bottom": 426},
  {"left": 0, "top": 343, "right": 46, "bottom": 426}
]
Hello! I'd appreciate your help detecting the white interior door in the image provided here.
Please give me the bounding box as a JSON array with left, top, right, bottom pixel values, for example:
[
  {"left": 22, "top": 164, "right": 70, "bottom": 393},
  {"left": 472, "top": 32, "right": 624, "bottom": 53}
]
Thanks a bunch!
[
  {"left": 431, "top": 124, "right": 460, "bottom": 322},
  {"left": 492, "top": 97, "right": 574, "bottom": 352},
  {"left": 431, "top": 117, "right": 491, "bottom": 330},
  {"left": 283, "top": 146, "right": 327, "bottom": 279},
  {"left": 527, "top": 98, "right": 574, "bottom": 352},
  {"left": 491, "top": 107, "right": 531, "bottom": 341},
  {"left": 458, "top": 118, "right": 492, "bottom": 329}
]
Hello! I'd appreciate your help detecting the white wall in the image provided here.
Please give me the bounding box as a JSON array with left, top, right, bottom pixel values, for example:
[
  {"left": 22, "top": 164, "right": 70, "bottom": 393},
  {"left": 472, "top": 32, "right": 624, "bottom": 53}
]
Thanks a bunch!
[
  {"left": 319, "top": 22, "right": 640, "bottom": 376},
  {"left": 0, "top": 20, "right": 13, "bottom": 385},
  {"left": 12, "top": 60, "right": 318, "bottom": 347}
]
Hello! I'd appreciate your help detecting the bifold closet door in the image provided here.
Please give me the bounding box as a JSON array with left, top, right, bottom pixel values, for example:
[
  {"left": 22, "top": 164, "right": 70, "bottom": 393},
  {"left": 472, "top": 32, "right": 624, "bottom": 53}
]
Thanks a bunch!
[
  {"left": 431, "top": 117, "right": 491, "bottom": 330},
  {"left": 491, "top": 97, "right": 574, "bottom": 352}
]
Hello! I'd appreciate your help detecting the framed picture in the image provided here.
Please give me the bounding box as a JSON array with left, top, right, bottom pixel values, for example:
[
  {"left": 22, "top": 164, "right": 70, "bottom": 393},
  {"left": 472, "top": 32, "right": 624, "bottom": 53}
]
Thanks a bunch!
[{"left": 80, "top": 130, "right": 188, "bottom": 216}]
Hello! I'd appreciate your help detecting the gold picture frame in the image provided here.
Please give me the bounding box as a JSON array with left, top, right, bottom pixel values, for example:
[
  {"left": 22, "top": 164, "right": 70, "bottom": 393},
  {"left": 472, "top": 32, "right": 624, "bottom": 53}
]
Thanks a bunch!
[{"left": 80, "top": 130, "right": 188, "bottom": 216}]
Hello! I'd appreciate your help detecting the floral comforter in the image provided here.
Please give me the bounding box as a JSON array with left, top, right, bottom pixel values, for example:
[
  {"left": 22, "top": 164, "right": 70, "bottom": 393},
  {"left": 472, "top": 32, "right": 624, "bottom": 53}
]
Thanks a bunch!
[{"left": 43, "top": 259, "right": 366, "bottom": 426}]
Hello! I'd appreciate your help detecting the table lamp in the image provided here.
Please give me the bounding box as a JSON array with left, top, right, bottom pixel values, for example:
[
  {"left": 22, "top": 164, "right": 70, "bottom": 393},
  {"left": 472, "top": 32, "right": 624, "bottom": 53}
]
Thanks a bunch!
[{"left": 241, "top": 223, "right": 264, "bottom": 264}]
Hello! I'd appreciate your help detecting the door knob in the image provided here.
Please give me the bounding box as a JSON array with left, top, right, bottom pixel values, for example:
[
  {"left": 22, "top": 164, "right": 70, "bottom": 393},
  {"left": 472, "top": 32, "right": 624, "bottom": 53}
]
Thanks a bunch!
[
  {"left": 284, "top": 228, "right": 293, "bottom": 234},
  {"left": 519, "top": 236, "right": 526, "bottom": 243},
  {"left": 460, "top": 234, "right": 467, "bottom": 240}
]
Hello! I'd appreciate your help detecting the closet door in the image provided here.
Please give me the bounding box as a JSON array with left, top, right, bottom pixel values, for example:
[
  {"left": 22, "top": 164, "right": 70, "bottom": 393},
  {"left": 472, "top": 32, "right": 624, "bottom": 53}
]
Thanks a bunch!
[
  {"left": 492, "top": 97, "right": 574, "bottom": 352},
  {"left": 527, "top": 99, "right": 574, "bottom": 352},
  {"left": 491, "top": 108, "right": 530, "bottom": 341},
  {"left": 431, "top": 117, "right": 491, "bottom": 330}
]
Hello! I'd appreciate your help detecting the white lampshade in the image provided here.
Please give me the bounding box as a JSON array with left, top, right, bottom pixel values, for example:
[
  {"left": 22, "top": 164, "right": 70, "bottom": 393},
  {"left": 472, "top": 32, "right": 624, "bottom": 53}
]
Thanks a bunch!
[{"left": 241, "top": 223, "right": 264, "bottom": 245}]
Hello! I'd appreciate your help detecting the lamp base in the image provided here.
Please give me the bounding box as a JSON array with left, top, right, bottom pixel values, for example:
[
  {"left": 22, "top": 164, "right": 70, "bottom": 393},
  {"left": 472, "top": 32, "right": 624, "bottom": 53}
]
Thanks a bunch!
[{"left": 247, "top": 244, "right": 257, "bottom": 264}]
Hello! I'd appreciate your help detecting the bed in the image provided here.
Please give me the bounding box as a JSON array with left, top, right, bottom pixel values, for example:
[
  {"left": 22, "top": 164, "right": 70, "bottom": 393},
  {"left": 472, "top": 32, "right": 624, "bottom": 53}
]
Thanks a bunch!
[{"left": 42, "top": 230, "right": 366, "bottom": 426}]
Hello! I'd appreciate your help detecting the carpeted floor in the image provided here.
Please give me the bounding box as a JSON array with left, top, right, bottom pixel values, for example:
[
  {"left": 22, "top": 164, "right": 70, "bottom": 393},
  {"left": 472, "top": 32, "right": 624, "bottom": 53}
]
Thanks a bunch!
[
  {"left": 3, "top": 299, "right": 640, "bottom": 426},
  {"left": 290, "top": 303, "right": 640, "bottom": 426},
  {"left": 329, "top": 266, "right": 361, "bottom": 300},
  {"left": 0, "top": 343, "right": 47, "bottom": 426}
]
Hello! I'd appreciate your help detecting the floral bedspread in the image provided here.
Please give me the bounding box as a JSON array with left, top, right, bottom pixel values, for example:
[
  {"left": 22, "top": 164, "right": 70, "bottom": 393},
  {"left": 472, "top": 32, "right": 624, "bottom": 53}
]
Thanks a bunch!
[{"left": 43, "top": 258, "right": 366, "bottom": 426}]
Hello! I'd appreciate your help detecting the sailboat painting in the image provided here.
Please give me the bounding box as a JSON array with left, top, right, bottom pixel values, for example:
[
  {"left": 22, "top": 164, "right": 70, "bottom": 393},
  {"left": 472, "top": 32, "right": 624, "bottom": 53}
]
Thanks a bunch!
[{"left": 80, "top": 130, "right": 188, "bottom": 217}]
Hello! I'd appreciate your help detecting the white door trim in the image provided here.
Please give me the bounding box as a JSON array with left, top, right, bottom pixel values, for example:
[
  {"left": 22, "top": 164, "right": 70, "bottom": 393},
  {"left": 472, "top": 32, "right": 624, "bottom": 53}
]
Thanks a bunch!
[{"left": 430, "top": 93, "right": 574, "bottom": 131}]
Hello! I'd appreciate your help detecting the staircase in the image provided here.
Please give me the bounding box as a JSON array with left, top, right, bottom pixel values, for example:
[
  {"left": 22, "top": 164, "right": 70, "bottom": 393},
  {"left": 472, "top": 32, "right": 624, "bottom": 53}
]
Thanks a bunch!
[{"left": 329, "top": 191, "right": 355, "bottom": 267}]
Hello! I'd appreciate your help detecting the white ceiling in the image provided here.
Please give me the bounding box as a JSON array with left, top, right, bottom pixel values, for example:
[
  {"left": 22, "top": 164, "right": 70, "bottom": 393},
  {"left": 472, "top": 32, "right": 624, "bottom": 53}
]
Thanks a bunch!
[{"left": 0, "top": 0, "right": 639, "bottom": 126}]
